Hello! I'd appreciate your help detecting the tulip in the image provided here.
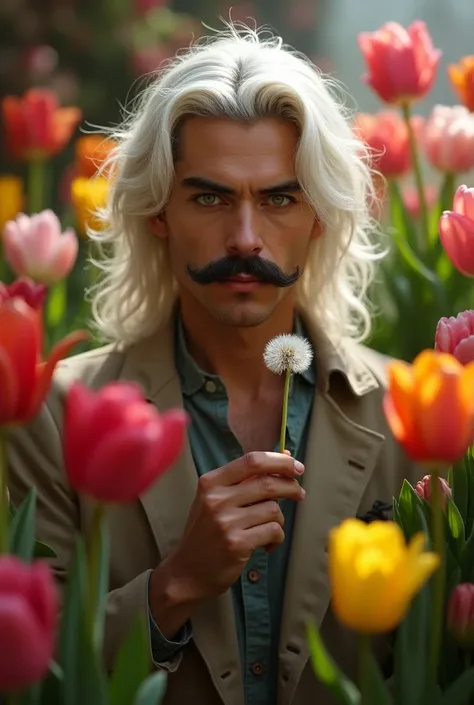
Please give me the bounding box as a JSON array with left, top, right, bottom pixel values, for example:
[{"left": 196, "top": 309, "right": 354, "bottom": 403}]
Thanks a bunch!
[
  {"left": 71, "top": 177, "right": 109, "bottom": 235},
  {"left": 63, "top": 382, "right": 188, "bottom": 502},
  {"left": 358, "top": 21, "right": 441, "bottom": 105},
  {"left": 435, "top": 310, "right": 474, "bottom": 365},
  {"left": 415, "top": 475, "right": 452, "bottom": 507},
  {"left": 420, "top": 105, "right": 474, "bottom": 173},
  {"left": 447, "top": 583, "right": 474, "bottom": 648},
  {"left": 75, "top": 135, "right": 116, "bottom": 179},
  {"left": 353, "top": 110, "right": 412, "bottom": 178},
  {"left": 329, "top": 518, "right": 439, "bottom": 633},
  {"left": 0, "top": 277, "right": 47, "bottom": 310},
  {"left": 384, "top": 350, "right": 474, "bottom": 466},
  {"left": 0, "top": 176, "right": 24, "bottom": 234},
  {"left": 0, "top": 556, "right": 58, "bottom": 691},
  {"left": 439, "top": 185, "right": 474, "bottom": 277},
  {"left": 402, "top": 184, "right": 438, "bottom": 219},
  {"left": 3, "top": 210, "right": 78, "bottom": 285},
  {"left": 449, "top": 56, "right": 474, "bottom": 112},
  {"left": 0, "top": 298, "right": 87, "bottom": 426},
  {"left": 2, "top": 88, "right": 81, "bottom": 161}
]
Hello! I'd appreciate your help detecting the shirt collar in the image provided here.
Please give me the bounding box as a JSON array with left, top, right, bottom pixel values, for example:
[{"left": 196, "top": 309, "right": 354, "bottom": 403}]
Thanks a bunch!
[{"left": 174, "top": 312, "right": 316, "bottom": 397}]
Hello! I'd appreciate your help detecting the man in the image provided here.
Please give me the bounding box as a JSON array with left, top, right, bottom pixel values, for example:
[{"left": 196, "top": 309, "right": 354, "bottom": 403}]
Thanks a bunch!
[{"left": 8, "top": 26, "right": 422, "bottom": 705}]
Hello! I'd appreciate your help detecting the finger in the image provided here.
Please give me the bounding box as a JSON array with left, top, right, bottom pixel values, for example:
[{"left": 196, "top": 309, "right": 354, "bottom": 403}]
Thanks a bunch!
[
  {"left": 232, "top": 501, "right": 285, "bottom": 531},
  {"left": 244, "top": 522, "right": 285, "bottom": 552},
  {"left": 231, "top": 475, "right": 305, "bottom": 506},
  {"left": 211, "top": 451, "right": 304, "bottom": 486}
]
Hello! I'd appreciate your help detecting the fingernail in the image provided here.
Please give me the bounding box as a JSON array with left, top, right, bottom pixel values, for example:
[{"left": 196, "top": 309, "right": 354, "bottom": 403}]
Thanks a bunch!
[{"left": 294, "top": 461, "right": 305, "bottom": 474}]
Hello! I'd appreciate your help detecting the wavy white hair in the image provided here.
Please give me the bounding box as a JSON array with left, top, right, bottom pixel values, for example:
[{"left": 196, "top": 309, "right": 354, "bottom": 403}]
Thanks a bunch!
[{"left": 89, "top": 25, "right": 382, "bottom": 347}]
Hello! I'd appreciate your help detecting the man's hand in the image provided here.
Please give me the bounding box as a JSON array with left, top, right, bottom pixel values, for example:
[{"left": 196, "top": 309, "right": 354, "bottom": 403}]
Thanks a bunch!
[{"left": 149, "top": 451, "right": 305, "bottom": 637}]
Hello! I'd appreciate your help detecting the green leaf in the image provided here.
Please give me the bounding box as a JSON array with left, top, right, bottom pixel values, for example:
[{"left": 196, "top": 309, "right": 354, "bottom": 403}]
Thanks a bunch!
[
  {"left": 109, "top": 618, "right": 150, "bottom": 705},
  {"left": 8, "top": 488, "right": 37, "bottom": 561},
  {"left": 461, "top": 531, "right": 474, "bottom": 582},
  {"left": 441, "top": 666, "right": 474, "bottom": 705},
  {"left": 445, "top": 497, "right": 466, "bottom": 562},
  {"left": 449, "top": 461, "right": 468, "bottom": 527},
  {"left": 307, "top": 621, "right": 360, "bottom": 705},
  {"left": 94, "top": 514, "right": 110, "bottom": 649},
  {"left": 33, "top": 539, "right": 56, "bottom": 559},
  {"left": 58, "top": 538, "right": 107, "bottom": 705},
  {"left": 388, "top": 180, "right": 419, "bottom": 251},
  {"left": 393, "top": 580, "right": 429, "bottom": 705},
  {"left": 360, "top": 645, "right": 391, "bottom": 705},
  {"left": 133, "top": 672, "right": 167, "bottom": 705},
  {"left": 390, "top": 227, "right": 440, "bottom": 285},
  {"left": 35, "top": 662, "right": 63, "bottom": 705},
  {"left": 397, "top": 480, "right": 428, "bottom": 540}
]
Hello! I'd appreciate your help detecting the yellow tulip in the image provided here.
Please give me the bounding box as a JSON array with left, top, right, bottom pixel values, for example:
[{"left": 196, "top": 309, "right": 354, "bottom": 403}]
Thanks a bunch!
[
  {"left": 329, "top": 519, "right": 439, "bottom": 634},
  {"left": 71, "top": 177, "right": 109, "bottom": 236},
  {"left": 0, "top": 176, "right": 24, "bottom": 235}
]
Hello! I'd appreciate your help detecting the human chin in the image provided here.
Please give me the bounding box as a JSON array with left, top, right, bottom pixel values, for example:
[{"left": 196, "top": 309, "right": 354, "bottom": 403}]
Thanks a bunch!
[{"left": 203, "top": 295, "right": 282, "bottom": 328}]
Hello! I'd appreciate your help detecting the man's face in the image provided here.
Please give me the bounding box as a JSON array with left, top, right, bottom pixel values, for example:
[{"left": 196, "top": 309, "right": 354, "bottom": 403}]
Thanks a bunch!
[{"left": 152, "top": 116, "right": 320, "bottom": 327}]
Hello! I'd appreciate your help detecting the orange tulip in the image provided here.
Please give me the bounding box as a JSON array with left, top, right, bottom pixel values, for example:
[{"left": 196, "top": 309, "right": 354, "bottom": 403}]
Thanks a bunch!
[
  {"left": 75, "top": 135, "right": 116, "bottom": 178},
  {"left": 0, "top": 299, "right": 87, "bottom": 426},
  {"left": 384, "top": 350, "right": 474, "bottom": 467},
  {"left": 449, "top": 56, "right": 474, "bottom": 112},
  {"left": 2, "top": 89, "right": 81, "bottom": 161}
]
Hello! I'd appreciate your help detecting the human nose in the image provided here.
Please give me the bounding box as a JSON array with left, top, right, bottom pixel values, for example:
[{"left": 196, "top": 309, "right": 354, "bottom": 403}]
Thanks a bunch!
[{"left": 225, "top": 202, "right": 263, "bottom": 257}]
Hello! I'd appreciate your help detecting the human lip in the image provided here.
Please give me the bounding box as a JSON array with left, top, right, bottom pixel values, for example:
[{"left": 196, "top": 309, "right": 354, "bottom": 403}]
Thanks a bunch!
[{"left": 221, "top": 274, "right": 264, "bottom": 291}]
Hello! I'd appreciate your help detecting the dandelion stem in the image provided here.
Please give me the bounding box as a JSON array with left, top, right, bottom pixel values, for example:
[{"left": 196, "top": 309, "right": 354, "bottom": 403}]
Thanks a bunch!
[{"left": 279, "top": 369, "right": 291, "bottom": 453}]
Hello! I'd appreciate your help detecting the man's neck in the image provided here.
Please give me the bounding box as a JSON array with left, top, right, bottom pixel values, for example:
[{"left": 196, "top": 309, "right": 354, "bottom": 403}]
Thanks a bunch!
[{"left": 179, "top": 299, "right": 296, "bottom": 396}]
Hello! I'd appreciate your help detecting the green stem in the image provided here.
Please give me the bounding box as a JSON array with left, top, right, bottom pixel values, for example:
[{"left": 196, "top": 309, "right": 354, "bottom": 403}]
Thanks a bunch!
[
  {"left": 358, "top": 633, "right": 372, "bottom": 704},
  {"left": 7, "top": 694, "right": 21, "bottom": 705},
  {"left": 401, "top": 101, "right": 429, "bottom": 252},
  {"left": 443, "top": 172, "right": 456, "bottom": 208},
  {"left": 0, "top": 428, "right": 9, "bottom": 554},
  {"left": 428, "top": 472, "right": 445, "bottom": 693},
  {"left": 86, "top": 502, "right": 106, "bottom": 638},
  {"left": 279, "top": 369, "right": 291, "bottom": 453},
  {"left": 46, "top": 279, "right": 67, "bottom": 331},
  {"left": 27, "top": 158, "right": 46, "bottom": 214}
]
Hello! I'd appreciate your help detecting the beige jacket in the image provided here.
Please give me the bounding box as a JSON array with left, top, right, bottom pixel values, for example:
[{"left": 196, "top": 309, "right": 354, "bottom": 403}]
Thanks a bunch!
[{"left": 7, "top": 310, "right": 423, "bottom": 705}]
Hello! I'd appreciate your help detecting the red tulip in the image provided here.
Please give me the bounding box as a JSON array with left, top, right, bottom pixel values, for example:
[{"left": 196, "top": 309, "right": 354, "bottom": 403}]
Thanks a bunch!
[
  {"left": 0, "top": 556, "right": 58, "bottom": 691},
  {"left": 0, "top": 298, "right": 87, "bottom": 426},
  {"left": 415, "top": 474, "right": 452, "bottom": 507},
  {"left": 358, "top": 21, "right": 441, "bottom": 105},
  {"left": 64, "top": 382, "right": 188, "bottom": 502},
  {"left": 439, "top": 185, "right": 474, "bottom": 277},
  {"left": 353, "top": 110, "right": 413, "bottom": 178},
  {"left": 0, "top": 278, "right": 47, "bottom": 310},
  {"left": 447, "top": 583, "right": 474, "bottom": 648},
  {"left": 2, "top": 89, "right": 81, "bottom": 161},
  {"left": 435, "top": 310, "right": 474, "bottom": 365}
]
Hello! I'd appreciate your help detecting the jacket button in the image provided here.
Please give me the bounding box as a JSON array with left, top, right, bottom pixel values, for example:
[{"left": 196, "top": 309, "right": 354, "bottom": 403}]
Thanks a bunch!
[
  {"left": 247, "top": 569, "right": 260, "bottom": 583},
  {"left": 251, "top": 662, "right": 264, "bottom": 676}
]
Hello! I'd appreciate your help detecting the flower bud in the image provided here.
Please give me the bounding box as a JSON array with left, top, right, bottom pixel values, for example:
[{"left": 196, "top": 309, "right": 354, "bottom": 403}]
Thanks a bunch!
[
  {"left": 448, "top": 583, "right": 474, "bottom": 648},
  {"left": 415, "top": 475, "right": 452, "bottom": 508}
]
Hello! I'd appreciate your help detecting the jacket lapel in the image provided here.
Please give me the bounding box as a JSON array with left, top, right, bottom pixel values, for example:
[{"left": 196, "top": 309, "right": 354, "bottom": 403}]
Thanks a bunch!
[
  {"left": 118, "top": 320, "right": 243, "bottom": 705},
  {"left": 277, "top": 314, "right": 386, "bottom": 705}
]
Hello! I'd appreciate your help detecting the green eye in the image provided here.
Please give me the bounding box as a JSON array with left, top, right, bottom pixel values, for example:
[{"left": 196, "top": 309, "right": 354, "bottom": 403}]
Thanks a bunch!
[
  {"left": 196, "top": 194, "right": 221, "bottom": 206},
  {"left": 269, "top": 194, "right": 291, "bottom": 207}
]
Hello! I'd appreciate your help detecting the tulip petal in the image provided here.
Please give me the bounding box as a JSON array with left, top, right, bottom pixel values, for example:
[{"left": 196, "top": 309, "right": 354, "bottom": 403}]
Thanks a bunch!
[
  {"left": 0, "top": 346, "right": 20, "bottom": 426},
  {"left": 75, "top": 426, "right": 163, "bottom": 502},
  {"left": 454, "top": 336, "right": 474, "bottom": 365},
  {"left": 149, "top": 409, "right": 188, "bottom": 473},
  {"left": 439, "top": 212, "right": 474, "bottom": 277},
  {"left": 25, "top": 329, "right": 88, "bottom": 422},
  {"left": 49, "top": 229, "right": 78, "bottom": 281},
  {"left": 25, "top": 562, "right": 58, "bottom": 634},
  {"left": 0, "top": 301, "right": 38, "bottom": 421}
]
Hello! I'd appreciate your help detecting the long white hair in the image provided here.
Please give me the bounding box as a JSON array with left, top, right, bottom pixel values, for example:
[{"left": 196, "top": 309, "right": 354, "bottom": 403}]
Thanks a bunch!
[{"left": 90, "top": 24, "right": 382, "bottom": 347}]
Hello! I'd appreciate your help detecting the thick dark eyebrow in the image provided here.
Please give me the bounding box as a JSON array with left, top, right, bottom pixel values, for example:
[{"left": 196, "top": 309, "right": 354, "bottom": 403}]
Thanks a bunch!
[{"left": 181, "top": 176, "right": 302, "bottom": 196}]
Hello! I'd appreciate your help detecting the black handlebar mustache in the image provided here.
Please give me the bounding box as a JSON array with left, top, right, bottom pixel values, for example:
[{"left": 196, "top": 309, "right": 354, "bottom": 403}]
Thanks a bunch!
[{"left": 186, "top": 256, "right": 300, "bottom": 288}]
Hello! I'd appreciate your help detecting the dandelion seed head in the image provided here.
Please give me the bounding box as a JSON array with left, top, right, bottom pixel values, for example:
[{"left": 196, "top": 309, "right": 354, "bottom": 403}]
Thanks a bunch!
[{"left": 263, "top": 334, "right": 313, "bottom": 375}]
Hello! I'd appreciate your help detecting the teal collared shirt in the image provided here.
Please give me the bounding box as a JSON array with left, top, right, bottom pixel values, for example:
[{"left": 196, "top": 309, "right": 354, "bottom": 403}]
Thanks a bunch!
[{"left": 150, "top": 315, "right": 316, "bottom": 704}]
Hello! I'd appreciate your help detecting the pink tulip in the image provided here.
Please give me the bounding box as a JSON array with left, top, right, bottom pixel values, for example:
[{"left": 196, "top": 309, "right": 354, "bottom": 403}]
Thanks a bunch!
[
  {"left": 448, "top": 584, "right": 474, "bottom": 648},
  {"left": 358, "top": 21, "right": 441, "bottom": 105},
  {"left": 421, "top": 105, "right": 474, "bottom": 173},
  {"left": 435, "top": 310, "right": 474, "bottom": 365},
  {"left": 402, "top": 185, "right": 438, "bottom": 219},
  {"left": 439, "top": 185, "right": 474, "bottom": 277},
  {"left": 3, "top": 209, "right": 78, "bottom": 285},
  {"left": 0, "top": 556, "right": 58, "bottom": 691},
  {"left": 64, "top": 382, "right": 188, "bottom": 502},
  {"left": 415, "top": 474, "right": 452, "bottom": 508}
]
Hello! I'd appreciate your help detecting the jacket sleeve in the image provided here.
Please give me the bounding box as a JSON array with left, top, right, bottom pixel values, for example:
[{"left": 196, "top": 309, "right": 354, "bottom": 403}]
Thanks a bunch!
[{"left": 6, "top": 391, "right": 185, "bottom": 673}]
